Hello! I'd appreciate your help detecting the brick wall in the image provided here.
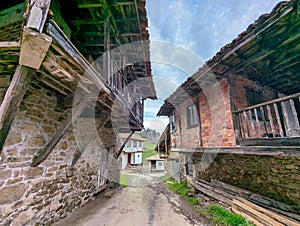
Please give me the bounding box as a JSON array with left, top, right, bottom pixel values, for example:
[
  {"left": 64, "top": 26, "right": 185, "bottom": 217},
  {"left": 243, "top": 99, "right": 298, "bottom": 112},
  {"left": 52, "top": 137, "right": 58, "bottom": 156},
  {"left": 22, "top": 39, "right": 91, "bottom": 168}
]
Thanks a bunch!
[
  {"left": 171, "top": 78, "right": 236, "bottom": 149},
  {"left": 190, "top": 153, "right": 300, "bottom": 214},
  {"left": 0, "top": 85, "right": 120, "bottom": 225}
]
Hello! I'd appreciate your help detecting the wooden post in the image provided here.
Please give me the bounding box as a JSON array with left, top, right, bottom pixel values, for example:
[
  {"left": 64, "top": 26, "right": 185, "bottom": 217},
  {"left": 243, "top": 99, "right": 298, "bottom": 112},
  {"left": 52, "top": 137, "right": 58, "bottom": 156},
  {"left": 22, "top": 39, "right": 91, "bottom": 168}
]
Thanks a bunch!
[
  {"left": 0, "top": 65, "right": 32, "bottom": 153},
  {"left": 243, "top": 111, "right": 250, "bottom": 138},
  {"left": 31, "top": 100, "right": 89, "bottom": 166},
  {"left": 26, "top": 0, "right": 51, "bottom": 32},
  {"left": 289, "top": 99, "right": 300, "bottom": 133},
  {"left": 260, "top": 106, "right": 268, "bottom": 136},
  {"left": 281, "top": 101, "right": 292, "bottom": 137}
]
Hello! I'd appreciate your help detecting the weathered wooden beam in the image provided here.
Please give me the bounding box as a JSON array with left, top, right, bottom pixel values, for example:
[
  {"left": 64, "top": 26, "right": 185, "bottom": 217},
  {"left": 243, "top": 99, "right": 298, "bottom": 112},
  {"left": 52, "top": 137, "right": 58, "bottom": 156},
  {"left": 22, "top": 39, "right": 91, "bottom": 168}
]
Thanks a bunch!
[
  {"left": 116, "top": 130, "right": 135, "bottom": 159},
  {"left": 0, "top": 3, "right": 25, "bottom": 29},
  {"left": 26, "top": 0, "right": 51, "bottom": 32},
  {"left": 71, "top": 115, "right": 110, "bottom": 166},
  {"left": 0, "top": 65, "right": 32, "bottom": 153},
  {"left": 31, "top": 100, "right": 89, "bottom": 166}
]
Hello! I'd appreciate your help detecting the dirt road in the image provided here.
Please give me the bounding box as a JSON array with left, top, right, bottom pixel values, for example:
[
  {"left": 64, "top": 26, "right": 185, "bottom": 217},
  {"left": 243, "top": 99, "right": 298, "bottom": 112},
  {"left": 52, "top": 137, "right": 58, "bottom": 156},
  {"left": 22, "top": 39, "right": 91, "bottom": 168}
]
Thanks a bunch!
[{"left": 53, "top": 173, "right": 210, "bottom": 226}]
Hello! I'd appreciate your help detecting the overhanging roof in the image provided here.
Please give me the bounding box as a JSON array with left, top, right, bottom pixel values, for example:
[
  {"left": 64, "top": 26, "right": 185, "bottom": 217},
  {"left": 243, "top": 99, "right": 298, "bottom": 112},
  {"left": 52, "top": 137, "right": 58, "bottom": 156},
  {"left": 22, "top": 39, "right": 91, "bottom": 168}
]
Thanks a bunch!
[{"left": 158, "top": 0, "right": 300, "bottom": 116}]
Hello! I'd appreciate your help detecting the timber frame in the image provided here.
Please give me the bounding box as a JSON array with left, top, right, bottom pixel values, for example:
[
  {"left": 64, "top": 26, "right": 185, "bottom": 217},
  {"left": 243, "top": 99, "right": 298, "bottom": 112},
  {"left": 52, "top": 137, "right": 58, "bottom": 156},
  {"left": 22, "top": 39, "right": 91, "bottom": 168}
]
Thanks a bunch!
[{"left": 0, "top": 0, "right": 156, "bottom": 166}]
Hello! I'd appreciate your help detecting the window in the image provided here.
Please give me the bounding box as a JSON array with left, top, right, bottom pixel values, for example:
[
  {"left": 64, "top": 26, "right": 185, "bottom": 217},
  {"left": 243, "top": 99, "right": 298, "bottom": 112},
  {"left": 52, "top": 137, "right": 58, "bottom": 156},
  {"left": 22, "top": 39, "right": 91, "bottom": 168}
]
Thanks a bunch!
[
  {"left": 246, "top": 88, "right": 262, "bottom": 106},
  {"left": 187, "top": 104, "right": 199, "bottom": 127},
  {"left": 132, "top": 140, "right": 137, "bottom": 147},
  {"left": 170, "top": 111, "right": 175, "bottom": 133},
  {"left": 126, "top": 140, "right": 131, "bottom": 147}
]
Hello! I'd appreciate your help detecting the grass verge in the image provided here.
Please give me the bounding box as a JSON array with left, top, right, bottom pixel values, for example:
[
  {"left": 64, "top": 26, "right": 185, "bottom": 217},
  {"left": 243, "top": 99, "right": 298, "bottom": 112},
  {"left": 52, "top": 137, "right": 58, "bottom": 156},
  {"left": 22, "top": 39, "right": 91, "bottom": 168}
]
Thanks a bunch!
[
  {"left": 120, "top": 174, "right": 129, "bottom": 187},
  {"left": 165, "top": 178, "right": 254, "bottom": 226},
  {"left": 206, "top": 205, "right": 255, "bottom": 226}
]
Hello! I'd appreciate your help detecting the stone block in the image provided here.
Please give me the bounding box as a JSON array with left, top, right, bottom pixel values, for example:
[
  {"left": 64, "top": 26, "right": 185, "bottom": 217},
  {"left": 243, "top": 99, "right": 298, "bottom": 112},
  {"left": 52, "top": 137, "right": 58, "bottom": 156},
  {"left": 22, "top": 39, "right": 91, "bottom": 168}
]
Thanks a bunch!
[
  {"left": 25, "top": 135, "right": 45, "bottom": 148},
  {"left": 22, "top": 167, "right": 44, "bottom": 179},
  {"left": 0, "top": 169, "right": 12, "bottom": 180},
  {"left": 4, "top": 133, "right": 22, "bottom": 146},
  {"left": 0, "top": 183, "right": 28, "bottom": 205}
]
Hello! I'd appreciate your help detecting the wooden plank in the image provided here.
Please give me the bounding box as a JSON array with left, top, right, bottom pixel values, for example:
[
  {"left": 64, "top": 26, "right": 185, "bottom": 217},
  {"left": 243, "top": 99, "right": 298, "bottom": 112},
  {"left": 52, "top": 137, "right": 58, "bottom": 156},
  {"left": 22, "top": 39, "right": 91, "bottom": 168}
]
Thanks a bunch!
[
  {"left": 0, "top": 42, "right": 20, "bottom": 50},
  {"left": 26, "top": 0, "right": 51, "bottom": 32},
  {"left": 281, "top": 100, "right": 292, "bottom": 137},
  {"left": 0, "top": 3, "right": 25, "bottom": 28},
  {"left": 232, "top": 199, "right": 284, "bottom": 226},
  {"left": 254, "top": 108, "right": 262, "bottom": 137},
  {"left": 243, "top": 111, "right": 250, "bottom": 138},
  {"left": 260, "top": 106, "right": 269, "bottom": 135},
  {"left": 273, "top": 103, "right": 284, "bottom": 137},
  {"left": 46, "top": 20, "right": 110, "bottom": 93},
  {"left": 289, "top": 99, "right": 300, "bottom": 131},
  {"left": 0, "top": 65, "right": 31, "bottom": 152},
  {"left": 266, "top": 105, "right": 276, "bottom": 137},
  {"left": 195, "top": 180, "right": 236, "bottom": 200},
  {"left": 31, "top": 100, "right": 89, "bottom": 166},
  {"left": 237, "top": 198, "right": 300, "bottom": 226},
  {"left": 248, "top": 110, "right": 256, "bottom": 137},
  {"left": 232, "top": 204, "right": 267, "bottom": 226},
  {"left": 71, "top": 115, "right": 110, "bottom": 166},
  {"left": 191, "top": 180, "right": 232, "bottom": 205}
]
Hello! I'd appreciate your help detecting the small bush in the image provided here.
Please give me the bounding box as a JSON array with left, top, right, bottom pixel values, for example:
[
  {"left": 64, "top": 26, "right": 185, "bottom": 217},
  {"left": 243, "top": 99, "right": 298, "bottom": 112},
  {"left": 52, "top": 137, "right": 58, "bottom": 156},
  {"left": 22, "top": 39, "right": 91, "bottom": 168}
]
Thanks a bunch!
[
  {"left": 207, "top": 205, "right": 254, "bottom": 226},
  {"left": 188, "top": 197, "right": 199, "bottom": 205}
]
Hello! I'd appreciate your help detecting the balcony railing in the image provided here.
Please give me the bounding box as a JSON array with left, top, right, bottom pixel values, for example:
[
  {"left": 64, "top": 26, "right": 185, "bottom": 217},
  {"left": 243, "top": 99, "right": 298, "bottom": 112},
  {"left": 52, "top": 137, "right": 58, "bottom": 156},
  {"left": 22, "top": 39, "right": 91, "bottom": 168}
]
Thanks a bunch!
[{"left": 234, "top": 92, "right": 300, "bottom": 142}]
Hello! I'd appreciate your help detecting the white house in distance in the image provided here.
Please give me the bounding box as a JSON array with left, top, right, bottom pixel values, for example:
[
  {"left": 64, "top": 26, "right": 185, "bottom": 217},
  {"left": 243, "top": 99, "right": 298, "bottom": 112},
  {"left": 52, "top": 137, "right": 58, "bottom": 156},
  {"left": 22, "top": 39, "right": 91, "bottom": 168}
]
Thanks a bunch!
[
  {"left": 146, "top": 155, "right": 165, "bottom": 172},
  {"left": 120, "top": 134, "right": 147, "bottom": 170}
]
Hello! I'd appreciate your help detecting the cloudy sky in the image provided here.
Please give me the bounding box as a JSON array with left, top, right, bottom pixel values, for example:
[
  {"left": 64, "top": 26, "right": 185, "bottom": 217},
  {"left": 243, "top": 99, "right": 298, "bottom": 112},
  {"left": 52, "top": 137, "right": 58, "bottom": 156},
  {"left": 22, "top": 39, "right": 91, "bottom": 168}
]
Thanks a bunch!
[{"left": 143, "top": 0, "right": 283, "bottom": 132}]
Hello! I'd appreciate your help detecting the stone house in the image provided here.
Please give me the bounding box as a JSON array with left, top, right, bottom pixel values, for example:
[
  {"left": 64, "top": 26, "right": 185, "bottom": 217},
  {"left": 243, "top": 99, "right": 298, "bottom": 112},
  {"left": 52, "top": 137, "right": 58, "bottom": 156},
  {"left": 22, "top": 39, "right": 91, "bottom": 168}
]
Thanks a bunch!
[
  {"left": 119, "top": 133, "right": 147, "bottom": 169},
  {"left": 0, "top": 0, "right": 156, "bottom": 225},
  {"left": 157, "top": 0, "right": 300, "bottom": 214}
]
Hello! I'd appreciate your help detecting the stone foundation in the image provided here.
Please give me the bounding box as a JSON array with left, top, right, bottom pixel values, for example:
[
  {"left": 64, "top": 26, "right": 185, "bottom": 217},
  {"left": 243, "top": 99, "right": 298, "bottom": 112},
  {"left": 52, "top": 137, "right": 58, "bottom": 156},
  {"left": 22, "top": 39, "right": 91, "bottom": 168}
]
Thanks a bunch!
[
  {"left": 0, "top": 85, "right": 120, "bottom": 225},
  {"left": 186, "top": 152, "right": 300, "bottom": 214}
]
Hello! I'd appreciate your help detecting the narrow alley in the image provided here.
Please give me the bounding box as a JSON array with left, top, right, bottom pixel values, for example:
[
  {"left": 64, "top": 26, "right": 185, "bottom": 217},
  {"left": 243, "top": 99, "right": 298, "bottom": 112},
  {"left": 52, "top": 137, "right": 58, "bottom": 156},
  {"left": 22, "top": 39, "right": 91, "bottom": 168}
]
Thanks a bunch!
[{"left": 53, "top": 173, "right": 210, "bottom": 226}]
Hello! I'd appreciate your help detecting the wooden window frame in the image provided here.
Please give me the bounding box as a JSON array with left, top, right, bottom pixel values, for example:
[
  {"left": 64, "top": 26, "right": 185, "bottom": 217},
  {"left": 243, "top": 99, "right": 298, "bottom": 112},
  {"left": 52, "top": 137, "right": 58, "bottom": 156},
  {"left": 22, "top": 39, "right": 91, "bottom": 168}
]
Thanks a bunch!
[{"left": 187, "top": 104, "right": 199, "bottom": 128}]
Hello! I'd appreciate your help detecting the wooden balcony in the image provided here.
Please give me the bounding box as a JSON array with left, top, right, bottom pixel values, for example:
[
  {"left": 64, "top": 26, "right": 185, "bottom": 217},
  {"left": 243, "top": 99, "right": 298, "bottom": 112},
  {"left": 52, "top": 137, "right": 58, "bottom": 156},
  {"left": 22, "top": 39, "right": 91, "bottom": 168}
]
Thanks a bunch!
[{"left": 234, "top": 92, "right": 300, "bottom": 146}]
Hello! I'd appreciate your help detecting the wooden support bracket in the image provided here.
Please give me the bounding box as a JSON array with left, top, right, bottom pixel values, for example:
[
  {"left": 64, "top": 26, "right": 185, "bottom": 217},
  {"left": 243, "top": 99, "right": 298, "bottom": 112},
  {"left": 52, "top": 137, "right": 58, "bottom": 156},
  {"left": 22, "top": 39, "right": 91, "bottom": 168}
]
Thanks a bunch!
[
  {"left": 19, "top": 26, "right": 52, "bottom": 69},
  {"left": 31, "top": 100, "right": 89, "bottom": 166},
  {"left": 0, "top": 65, "right": 32, "bottom": 153}
]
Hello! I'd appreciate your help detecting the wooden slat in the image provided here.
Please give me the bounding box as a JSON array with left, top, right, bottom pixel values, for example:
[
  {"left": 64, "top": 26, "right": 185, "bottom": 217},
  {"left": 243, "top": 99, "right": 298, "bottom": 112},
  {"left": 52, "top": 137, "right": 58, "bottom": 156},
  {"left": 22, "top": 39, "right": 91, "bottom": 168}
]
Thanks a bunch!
[
  {"left": 0, "top": 65, "right": 31, "bottom": 152},
  {"left": 281, "top": 101, "right": 292, "bottom": 136},
  {"left": 248, "top": 110, "right": 256, "bottom": 137},
  {"left": 254, "top": 108, "right": 262, "bottom": 137},
  {"left": 289, "top": 99, "right": 300, "bottom": 131},
  {"left": 260, "top": 106, "right": 268, "bottom": 135},
  {"left": 31, "top": 100, "right": 89, "bottom": 166},
  {"left": 243, "top": 111, "right": 250, "bottom": 138},
  {"left": 266, "top": 105, "right": 276, "bottom": 137},
  {"left": 273, "top": 103, "right": 284, "bottom": 137},
  {"left": 237, "top": 198, "right": 299, "bottom": 226}
]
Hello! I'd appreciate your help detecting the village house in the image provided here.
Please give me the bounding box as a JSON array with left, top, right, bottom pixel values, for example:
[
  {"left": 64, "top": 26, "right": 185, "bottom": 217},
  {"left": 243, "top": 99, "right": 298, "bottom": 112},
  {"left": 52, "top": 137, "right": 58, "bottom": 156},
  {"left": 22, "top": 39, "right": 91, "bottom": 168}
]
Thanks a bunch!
[
  {"left": 0, "top": 0, "right": 156, "bottom": 225},
  {"left": 157, "top": 0, "right": 300, "bottom": 217},
  {"left": 146, "top": 154, "right": 164, "bottom": 172},
  {"left": 119, "top": 133, "right": 147, "bottom": 169}
]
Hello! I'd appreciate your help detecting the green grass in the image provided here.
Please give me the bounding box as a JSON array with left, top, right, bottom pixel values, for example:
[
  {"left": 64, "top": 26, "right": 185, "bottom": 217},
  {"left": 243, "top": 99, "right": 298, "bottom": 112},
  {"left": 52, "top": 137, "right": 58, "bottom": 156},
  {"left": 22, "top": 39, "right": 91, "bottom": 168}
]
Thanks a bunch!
[
  {"left": 120, "top": 174, "right": 129, "bottom": 187},
  {"left": 142, "top": 141, "right": 157, "bottom": 164},
  {"left": 165, "top": 180, "right": 253, "bottom": 226},
  {"left": 167, "top": 181, "right": 199, "bottom": 205},
  {"left": 206, "top": 205, "right": 255, "bottom": 226}
]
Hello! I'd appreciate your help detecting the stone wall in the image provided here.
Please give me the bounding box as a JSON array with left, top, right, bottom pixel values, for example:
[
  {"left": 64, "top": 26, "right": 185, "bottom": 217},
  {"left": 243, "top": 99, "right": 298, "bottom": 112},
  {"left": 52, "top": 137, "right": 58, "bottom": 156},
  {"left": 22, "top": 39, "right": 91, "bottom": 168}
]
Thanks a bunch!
[
  {"left": 0, "top": 85, "right": 120, "bottom": 225},
  {"left": 190, "top": 152, "right": 300, "bottom": 214}
]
